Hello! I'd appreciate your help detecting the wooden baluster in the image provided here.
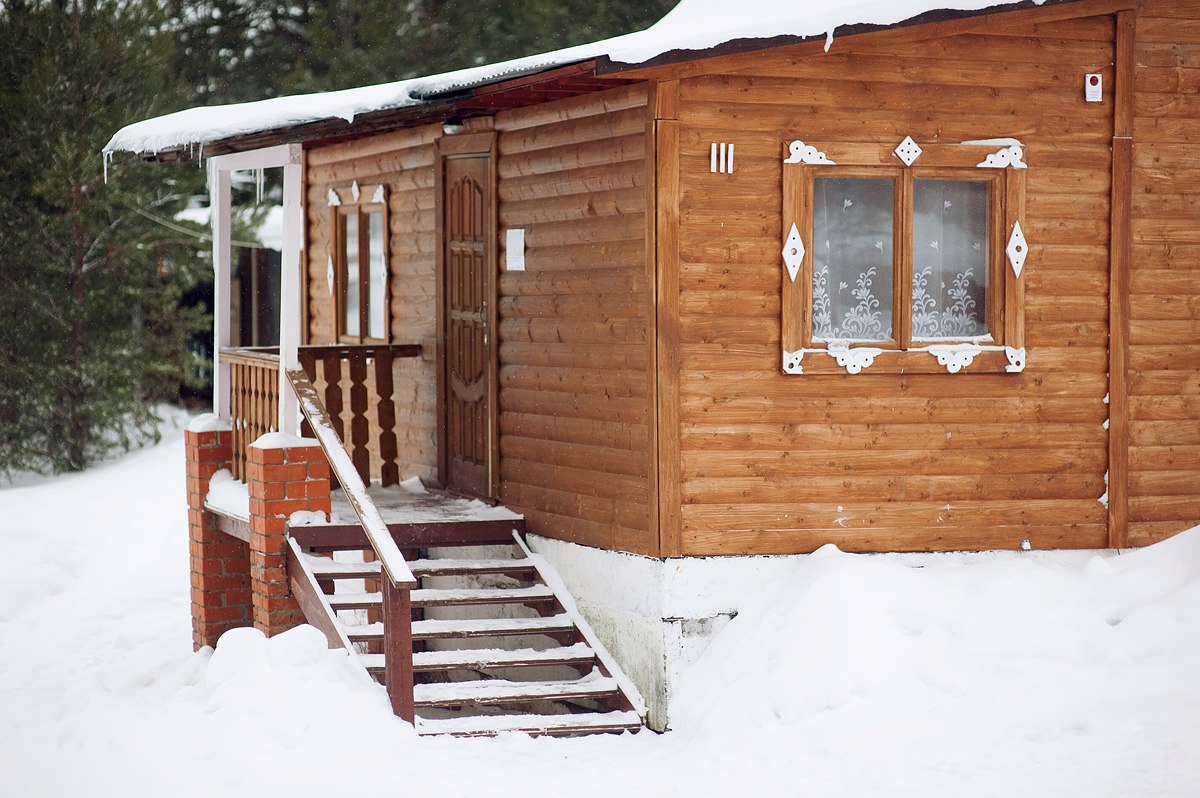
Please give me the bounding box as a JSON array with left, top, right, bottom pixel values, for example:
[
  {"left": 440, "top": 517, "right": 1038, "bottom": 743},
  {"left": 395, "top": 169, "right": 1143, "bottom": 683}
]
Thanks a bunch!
[
  {"left": 323, "top": 352, "right": 345, "bottom": 441},
  {"left": 230, "top": 362, "right": 242, "bottom": 480},
  {"left": 348, "top": 349, "right": 370, "bottom": 484},
  {"left": 297, "top": 350, "right": 316, "bottom": 439},
  {"left": 374, "top": 349, "right": 399, "bottom": 487},
  {"left": 382, "top": 580, "right": 415, "bottom": 722}
]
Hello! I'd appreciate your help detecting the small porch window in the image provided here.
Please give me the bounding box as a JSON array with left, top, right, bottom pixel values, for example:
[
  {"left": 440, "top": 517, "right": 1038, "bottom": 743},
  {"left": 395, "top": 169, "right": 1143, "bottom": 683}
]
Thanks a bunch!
[
  {"left": 333, "top": 191, "right": 390, "bottom": 343},
  {"left": 782, "top": 138, "right": 1027, "bottom": 375}
]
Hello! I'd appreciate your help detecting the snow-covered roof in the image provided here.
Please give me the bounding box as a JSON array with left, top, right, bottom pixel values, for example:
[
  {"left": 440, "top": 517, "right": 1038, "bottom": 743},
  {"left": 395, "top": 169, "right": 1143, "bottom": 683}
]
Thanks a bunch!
[{"left": 105, "top": 0, "right": 1055, "bottom": 157}]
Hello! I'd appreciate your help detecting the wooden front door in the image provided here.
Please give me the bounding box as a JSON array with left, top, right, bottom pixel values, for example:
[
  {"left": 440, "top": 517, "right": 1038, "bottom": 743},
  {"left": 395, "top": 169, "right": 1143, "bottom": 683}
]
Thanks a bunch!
[{"left": 437, "top": 135, "right": 497, "bottom": 499}]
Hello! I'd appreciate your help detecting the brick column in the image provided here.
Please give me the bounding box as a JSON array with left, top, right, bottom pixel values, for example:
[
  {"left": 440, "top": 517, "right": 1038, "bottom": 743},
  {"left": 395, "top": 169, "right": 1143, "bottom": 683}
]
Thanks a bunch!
[
  {"left": 246, "top": 436, "right": 331, "bottom": 636},
  {"left": 185, "top": 418, "right": 251, "bottom": 650}
]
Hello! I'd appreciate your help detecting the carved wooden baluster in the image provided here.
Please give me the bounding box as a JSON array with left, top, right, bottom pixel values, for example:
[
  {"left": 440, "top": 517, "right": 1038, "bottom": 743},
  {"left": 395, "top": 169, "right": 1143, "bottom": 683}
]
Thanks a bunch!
[
  {"left": 230, "top": 361, "right": 243, "bottom": 480},
  {"left": 374, "top": 348, "right": 399, "bottom": 487},
  {"left": 323, "top": 352, "right": 345, "bottom": 441},
  {"left": 348, "top": 348, "right": 371, "bottom": 483},
  {"left": 297, "top": 349, "right": 317, "bottom": 439}
]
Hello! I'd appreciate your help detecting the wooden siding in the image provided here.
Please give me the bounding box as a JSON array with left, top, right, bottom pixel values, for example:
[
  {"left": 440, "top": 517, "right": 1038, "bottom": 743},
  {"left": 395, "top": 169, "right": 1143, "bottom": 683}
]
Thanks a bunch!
[
  {"left": 666, "top": 15, "right": 1117, "bottom": 555},
  {"left": 493, "top": 84, "right": 657, "bottom": 556},
  {"left": 304, "top": 125, "right": 442, "bottom": 482},
  {"left": 1127, "top": 0, "right": 1200, "bottom": 546}
]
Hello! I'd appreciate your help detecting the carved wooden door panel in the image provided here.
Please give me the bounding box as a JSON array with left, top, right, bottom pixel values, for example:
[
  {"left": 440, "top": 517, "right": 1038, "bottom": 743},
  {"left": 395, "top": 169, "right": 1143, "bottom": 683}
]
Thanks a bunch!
[{"left": 439, "top": 150, "right": 495, "bottom": 498}]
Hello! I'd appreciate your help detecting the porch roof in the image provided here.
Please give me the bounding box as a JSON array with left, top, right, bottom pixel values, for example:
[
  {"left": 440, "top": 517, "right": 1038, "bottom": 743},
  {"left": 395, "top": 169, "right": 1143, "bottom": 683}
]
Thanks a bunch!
[{"left": 105, "top": 0, "right": 1072, "bottom": 161}]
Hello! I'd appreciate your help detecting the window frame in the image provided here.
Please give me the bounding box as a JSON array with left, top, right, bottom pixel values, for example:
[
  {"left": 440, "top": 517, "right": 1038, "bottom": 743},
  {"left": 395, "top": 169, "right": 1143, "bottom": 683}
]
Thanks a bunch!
[
  {"left": 782, "top": 139, "right": 1027, "bottom": 375},
  {"left": 330, "top": 184, "right": 391, "bottom": 344}
]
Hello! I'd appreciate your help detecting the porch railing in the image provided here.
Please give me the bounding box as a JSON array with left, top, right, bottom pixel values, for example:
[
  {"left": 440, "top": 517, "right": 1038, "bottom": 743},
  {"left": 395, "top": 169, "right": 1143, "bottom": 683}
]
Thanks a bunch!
[{"left": 220, "top": 344, "right": 421, "bottom": 483}]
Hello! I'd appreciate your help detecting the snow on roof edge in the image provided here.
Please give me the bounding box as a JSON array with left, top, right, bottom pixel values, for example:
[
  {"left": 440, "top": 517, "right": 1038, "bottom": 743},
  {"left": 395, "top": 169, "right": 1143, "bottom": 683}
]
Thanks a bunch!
[{"left": 105, "top": 0, "right": 1054, "bottom": 158}]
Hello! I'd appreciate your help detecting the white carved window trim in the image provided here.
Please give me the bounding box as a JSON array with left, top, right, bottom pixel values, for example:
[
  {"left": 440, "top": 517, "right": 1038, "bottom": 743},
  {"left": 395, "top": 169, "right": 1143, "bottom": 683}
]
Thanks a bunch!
[
  {"left": 780, "top": 138, "right": 1027, "bottom": 375},
  {"left": 330, "top": 183, "right": 391, "bottom": 344}
]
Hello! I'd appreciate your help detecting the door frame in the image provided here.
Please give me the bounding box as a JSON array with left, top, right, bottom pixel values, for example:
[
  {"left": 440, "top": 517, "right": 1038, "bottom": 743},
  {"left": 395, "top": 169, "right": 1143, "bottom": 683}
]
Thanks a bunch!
[{"left": 434, "top": 130, "right": 500, "bottom": 499}]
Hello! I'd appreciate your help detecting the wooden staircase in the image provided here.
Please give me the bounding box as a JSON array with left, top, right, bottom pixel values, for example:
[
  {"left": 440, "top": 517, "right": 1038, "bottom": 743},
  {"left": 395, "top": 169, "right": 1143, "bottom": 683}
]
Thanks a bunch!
[{"left": 287, "top": 526, "right": 646, "bottom": 737}]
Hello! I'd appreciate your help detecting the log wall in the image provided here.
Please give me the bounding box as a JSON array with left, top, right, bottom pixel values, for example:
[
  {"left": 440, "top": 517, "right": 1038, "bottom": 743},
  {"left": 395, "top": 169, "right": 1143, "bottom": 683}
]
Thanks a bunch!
[
  {"left": 1127, "top": 0, "right": 1200, "bottom": 545},
  {"left": 493, "top": 84, "right": 657, "bottom": 556},
  {"left": 304, "top": 125, "right": 442, "bottom": 482},
  {"left": 662, "top": 13, "right": 1118, "bottom": 555}
]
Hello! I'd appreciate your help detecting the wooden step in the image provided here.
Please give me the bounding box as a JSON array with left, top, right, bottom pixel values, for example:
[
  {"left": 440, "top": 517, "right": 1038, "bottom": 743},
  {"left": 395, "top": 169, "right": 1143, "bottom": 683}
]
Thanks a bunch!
[
  {"left": 413, "top": 676, "right": 620, "bottom": 708},
  {"left": 416, "top": 710, "right": 644, "bottom": 738},
  {"left": 413, "top": 615, "right": 577, "bottom": 641},
  {"left": 360, "top": 644, "right": 596, "bottom": 675},
  {"left": 409, "top": 558, "right": 537, "bottom": 578},
  {"left": 304, "top": 555, "right": 538, "bottom": 580},
  {"left": 344, "top": 615, "right": 578, "bottom": 643},
  {"left": 327, "top": 585, "right": 556, "bottom": 611}
]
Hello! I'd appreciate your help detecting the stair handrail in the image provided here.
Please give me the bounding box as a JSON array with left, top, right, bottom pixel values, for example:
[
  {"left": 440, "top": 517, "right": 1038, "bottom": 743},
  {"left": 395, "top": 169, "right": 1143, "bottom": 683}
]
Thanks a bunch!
[
  {"left": 283, "top": 367, "right": 417, "bottom": 590},
  {"left": 285, "top": 365, "right": 417, "bottom": 721}
]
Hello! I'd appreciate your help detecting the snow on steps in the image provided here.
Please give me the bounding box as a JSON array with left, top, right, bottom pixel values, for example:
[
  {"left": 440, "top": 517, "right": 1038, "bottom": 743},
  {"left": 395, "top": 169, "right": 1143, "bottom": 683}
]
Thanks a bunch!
[
  {"left": 416, "top": 711, "right": 644, "bottom": 738},
  {"left": 413, "top": 675, "right": 620, "bottom": 708},
  {"left": 289, "top": 531, "right": 646, "bottom": 737},
  {"left": 360, "top": 643, "right": 596, "bottom": 674},
  {"left": 304, "top": 553, "right": 538, "bottom": 579},
  {"left": 325, "top": 585, "right": 556, "bottom": 610}
]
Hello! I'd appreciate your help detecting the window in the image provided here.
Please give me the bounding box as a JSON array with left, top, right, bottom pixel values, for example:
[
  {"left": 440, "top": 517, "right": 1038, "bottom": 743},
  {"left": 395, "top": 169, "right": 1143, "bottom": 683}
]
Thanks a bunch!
[
  {"left": 782, "top": 138, "right": 1027, "bottom": 375},
  {"left": 330, "top": 183, "right": 390, "bottom": 343}
]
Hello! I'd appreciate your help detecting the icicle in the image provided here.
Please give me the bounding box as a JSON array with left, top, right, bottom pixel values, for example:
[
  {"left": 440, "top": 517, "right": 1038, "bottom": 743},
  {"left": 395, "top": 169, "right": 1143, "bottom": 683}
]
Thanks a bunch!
[
  {"left": 255, "top": 168, "right": 264, "bottom": 204},
  {"left": 103, "top": 150, "right": 110, "bottom": 185}
]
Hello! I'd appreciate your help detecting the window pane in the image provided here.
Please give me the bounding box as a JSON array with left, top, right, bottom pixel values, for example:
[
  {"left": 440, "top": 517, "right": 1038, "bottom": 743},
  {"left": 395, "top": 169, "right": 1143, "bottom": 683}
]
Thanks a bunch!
[
  {"left": 367, "top": 212, "right": 387, "bottom": 340},
  {"left": 343, "top": 212, "right": 359, "bottom": 337},
  {"left": 812, "top": 177, "right": 895, "bottom": 342},
  {"left": 912, "top": 180, "right": 990, "bottom": 341}
]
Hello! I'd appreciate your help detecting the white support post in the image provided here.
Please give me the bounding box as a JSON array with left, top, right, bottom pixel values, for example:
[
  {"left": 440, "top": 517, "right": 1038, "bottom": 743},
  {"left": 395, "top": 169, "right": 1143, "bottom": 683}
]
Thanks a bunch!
[
  {"left": 209, "top": 165, "right": 233, "bottom": 420},
  {"left": 278, "top": 155, "right": 304, "bottom": 436}
]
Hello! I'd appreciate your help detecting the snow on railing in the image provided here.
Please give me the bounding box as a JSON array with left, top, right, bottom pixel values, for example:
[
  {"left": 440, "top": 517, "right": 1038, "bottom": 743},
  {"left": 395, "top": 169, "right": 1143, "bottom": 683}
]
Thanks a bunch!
[{"left": 283, "top": 366, "right": 416, "bottom": 590}]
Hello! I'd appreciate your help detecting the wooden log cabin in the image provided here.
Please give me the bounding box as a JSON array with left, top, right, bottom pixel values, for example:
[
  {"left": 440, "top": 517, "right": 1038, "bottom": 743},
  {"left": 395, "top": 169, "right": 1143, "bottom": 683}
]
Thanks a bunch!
[{"left": 107, "top": 0, "right": 1200, "bottom": 731}]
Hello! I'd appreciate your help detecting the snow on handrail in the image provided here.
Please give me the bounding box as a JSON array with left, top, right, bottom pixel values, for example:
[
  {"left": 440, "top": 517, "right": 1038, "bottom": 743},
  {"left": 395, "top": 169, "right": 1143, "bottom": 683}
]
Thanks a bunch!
[{"left": 284, "top": 367, "right": 417, "bottom": 589}]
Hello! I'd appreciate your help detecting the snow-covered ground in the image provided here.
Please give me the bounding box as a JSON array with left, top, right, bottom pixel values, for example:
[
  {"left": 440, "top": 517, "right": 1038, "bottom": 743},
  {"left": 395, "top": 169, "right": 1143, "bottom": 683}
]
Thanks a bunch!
[{"left": 2, "top": 423, "right": 1198, "bottom": 797}]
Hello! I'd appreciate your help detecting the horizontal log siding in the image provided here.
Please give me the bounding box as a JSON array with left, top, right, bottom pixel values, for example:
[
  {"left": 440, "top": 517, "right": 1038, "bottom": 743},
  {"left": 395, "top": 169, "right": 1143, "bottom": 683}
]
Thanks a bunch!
[
  {"left": 672, "top": 18, "right": 1115, "bottom": 554},
  {"left": 494, "top": 84, "right": 656, "bottom": 555},
  {"left": 1127, "top": 0, "right": 1200, "bottom": 546},
  {"left": 304, "top": 125, "right": 441, "bottom": 482}
]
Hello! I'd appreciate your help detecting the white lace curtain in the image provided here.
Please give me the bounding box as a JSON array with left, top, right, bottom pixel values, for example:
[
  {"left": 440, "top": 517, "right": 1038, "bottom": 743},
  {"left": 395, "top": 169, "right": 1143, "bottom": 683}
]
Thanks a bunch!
[{"left": 811, "top": 176, "right": 990, "bottom": 343}]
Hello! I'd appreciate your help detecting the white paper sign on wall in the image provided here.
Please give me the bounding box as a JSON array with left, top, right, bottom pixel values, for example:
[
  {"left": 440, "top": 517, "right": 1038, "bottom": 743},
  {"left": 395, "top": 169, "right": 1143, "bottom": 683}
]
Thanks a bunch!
[
  {"left": 506, "top": 228, "right": 526, "bottom": 271},
  {"left": 1085, "top": 73, "right": 1103, "bottom": 102}
]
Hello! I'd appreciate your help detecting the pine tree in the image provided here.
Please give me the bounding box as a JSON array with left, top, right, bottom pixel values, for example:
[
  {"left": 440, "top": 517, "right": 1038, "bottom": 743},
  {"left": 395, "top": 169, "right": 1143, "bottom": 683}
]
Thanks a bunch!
[{"left": 0, "top": 1, "right": 208, "bottom": 474}]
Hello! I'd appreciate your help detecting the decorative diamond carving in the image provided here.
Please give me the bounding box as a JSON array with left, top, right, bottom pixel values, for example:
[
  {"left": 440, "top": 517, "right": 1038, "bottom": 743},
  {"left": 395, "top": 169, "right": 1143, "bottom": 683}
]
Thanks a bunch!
[
  {"left": 783, "top": 140, "right": 835, "bottom": 165},
  {"left": 977, "top": 145, "right": 1027, "bottom": 169},
  {"left": 782, "top": 223, "right": 805, "bottom": 282},
  {"left": 783, "top": 349, "right": 804, "bottom": 374},
  {"left": 1005, "top": 346, "right": 1027, "bottom": 373},
  {"left": 927, "top": 344, "right": 982, "bottom": 374},
  {"left": 894, "top": 136, "right": 922, "bottom": 166},
  {"left": 1007, "top": 221, "right": 1028, "bottom": 278},
  {"left": 351, "top": 180, "right": 361, "bottom": 202},
  {"left": 327, "top": 188, "right": 341, "bottom": 207},
  {"left": 372, "top": 185, "right": 386, "bottom": 204},
  {"left": 326, "top": 256, "right": 335, "bottom": 294},
  {"left": 828, "top": 344, "right": 882, "bottom": 375}
]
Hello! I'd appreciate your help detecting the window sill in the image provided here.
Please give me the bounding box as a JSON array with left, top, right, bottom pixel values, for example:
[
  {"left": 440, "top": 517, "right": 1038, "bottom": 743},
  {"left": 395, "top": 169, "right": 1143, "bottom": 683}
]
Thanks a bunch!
[{"left": 782, "top": 344, "right": 1026, "bottom": 375}]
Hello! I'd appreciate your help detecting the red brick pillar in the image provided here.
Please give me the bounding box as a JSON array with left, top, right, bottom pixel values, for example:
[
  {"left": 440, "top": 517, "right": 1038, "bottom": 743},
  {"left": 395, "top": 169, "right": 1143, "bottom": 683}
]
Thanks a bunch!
[
  {"left": 185, "top": 419, "right": 251, "bottom": 651},
  {"left": 246, "top": 436, "right": 332, "bottom": 636}
]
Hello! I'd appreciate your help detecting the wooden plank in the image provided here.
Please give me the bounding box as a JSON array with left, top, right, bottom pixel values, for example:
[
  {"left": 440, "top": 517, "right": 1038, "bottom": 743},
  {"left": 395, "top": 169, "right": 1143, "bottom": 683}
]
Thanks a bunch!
[
  {"left": 656, "top": 118, "right": 682, "bottom": 557},
  {"left": 681, "top": 523, "right": 1110, "bottom": 556}
]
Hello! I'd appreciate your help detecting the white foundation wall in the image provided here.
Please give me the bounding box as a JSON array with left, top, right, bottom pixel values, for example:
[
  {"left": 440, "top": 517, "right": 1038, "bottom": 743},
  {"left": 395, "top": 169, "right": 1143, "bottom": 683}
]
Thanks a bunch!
[
  {"left": 526, "top": 534, "right": 799, "bottom": 730},
  {"left": 526, "top": 536, "right": 1114, "bottom": 730}
]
